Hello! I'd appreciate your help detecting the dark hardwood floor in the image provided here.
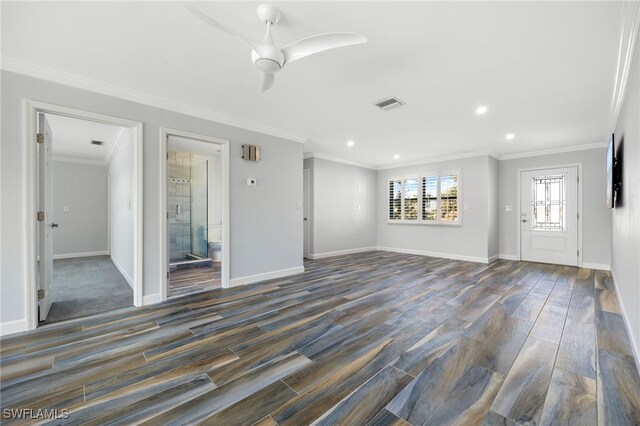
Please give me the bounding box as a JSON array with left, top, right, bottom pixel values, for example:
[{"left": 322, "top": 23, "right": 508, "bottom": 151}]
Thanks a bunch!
[{"left": 1, "top": 251, "right": 639, "bottom": 425}]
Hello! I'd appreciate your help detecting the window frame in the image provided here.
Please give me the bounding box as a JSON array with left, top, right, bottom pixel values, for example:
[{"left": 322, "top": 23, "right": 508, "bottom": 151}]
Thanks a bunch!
[{"left": 387, "top": 169, "right": 462, "bottom": 226}]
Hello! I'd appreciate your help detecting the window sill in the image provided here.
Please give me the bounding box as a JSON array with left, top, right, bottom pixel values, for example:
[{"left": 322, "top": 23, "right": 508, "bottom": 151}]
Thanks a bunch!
[{"left": 387, "top": 220, "right": 461, "bottom": 227}]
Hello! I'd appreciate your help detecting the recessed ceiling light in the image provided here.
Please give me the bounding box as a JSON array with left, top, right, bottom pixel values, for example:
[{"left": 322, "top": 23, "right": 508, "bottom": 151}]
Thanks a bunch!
[
  {"left": 347, "top": 140, "right": 355, "bottom": 147},
  {"left": 394, "top": 154, "right": 400, "bottom": 159},
  {"left": 505, "top": 133, "right": 515, "bottom": 140},
  {"left": 476, "top": 105, "right": 488, "bottom": 115}
]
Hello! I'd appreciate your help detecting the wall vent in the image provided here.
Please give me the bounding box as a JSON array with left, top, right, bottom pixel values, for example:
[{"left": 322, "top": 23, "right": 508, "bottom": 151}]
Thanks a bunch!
[
  {"left": 90, "top": 140, "right": 105, "bottom": 146},
  {"left": 374, "top": 97, "right": 405, "bottom": 111}
]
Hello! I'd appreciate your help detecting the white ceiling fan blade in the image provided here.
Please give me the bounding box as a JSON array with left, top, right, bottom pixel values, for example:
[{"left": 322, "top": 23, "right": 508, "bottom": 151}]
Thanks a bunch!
[
  {"left": 183, "top": 3, "right": 257, "bottom": 50},
  {"left": 282, "top": 33, "right": 367, "bottom": 65},
  {"left": 259, "top": 72, "right": 275, "bottom": 93}
]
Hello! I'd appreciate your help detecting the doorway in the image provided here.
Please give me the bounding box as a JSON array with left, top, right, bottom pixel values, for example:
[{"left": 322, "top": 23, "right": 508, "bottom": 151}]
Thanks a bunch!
[
  {"left": 26, "top": 101, "right": 143, "bottom": 330},
  {"left": 519, "top": 165, "right": 581, "bottom": 266},
  {"left": 303, "top": 168, "right": 310, "bottom": 259},
  {"left": 161, "top": 128, "right": 230, "bottom": 299}
]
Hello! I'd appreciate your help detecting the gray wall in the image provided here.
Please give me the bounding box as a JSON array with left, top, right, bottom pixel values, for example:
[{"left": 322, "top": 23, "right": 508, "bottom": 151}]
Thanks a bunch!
[
  {"left": 488, "top": 156, "right": 500, "bottom": 259},
  {"left": 377, "top": 156, "right": 491, "bottom": 261},
  {"left": 303, "top": 158, "right": 314, "bottom": 255},
  {"left": 306, "top": 158, "right": 377, "bottom": 255},
  {"left": 498, "top": 148, "right": 612, "bottom": 266},
  {"left": 52, "top": 161, "right": 108, "bottom": 256},
  {"left": 612, "top": 33, "right": 640, "bottom": 360},
  {"left": 1, "top": 70, "right": 303, "bottom": 327}
]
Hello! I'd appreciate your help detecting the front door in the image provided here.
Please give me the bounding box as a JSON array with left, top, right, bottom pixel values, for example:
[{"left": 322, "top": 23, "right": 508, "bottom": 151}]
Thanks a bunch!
[
  {"left": 520, "top": 167, "right": 579, "bottom": 266},
  {"left": 38, "top": 114, "right": 54, "bottom": 320}
]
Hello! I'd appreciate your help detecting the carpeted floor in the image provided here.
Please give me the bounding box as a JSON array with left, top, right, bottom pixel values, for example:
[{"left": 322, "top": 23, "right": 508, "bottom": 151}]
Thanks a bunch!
[{"left": 43, "top": 255, "right": 133, "bottom": 324}]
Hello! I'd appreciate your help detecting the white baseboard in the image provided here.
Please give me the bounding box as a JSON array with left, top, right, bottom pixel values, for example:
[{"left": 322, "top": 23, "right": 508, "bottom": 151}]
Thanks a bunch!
[
  {"left": 610, "top": 269, "right": 640, "bottom": 375},
  {"left": 143, "top": 293, "right": 162, "bottom": 306},
  {"left": 0, "top": 319, "right": 28, "bottom": 336},
  {"left": 230, "top": 266, "right": 305, "bottom": 287},
  {"left": 111, "top": 256, "right": 134, "bottom": 288},
  {"left": 52, "top": 250, "right": 108, "bottom": 260},
  {"left": 582, "top": 262, "right": 610, "bottom": 271},
  {"left": 376, "top": 246, "right": 490, "bottom": 264},
  {"left": 488, "top": 254, "right": 500, "bottom": 264},
  {"left": 306, "top": 246, "right": 377, "bottom": 260},
  {"left": 499, "top": 254, "right": 519, "bottom": 261}
]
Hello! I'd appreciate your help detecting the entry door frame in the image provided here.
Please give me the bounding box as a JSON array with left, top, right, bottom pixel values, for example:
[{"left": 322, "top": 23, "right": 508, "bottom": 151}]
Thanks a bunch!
[
  {"left": 159, "top": 127, "right": 230, "bottom": 300},
  {"left": 25, "top": 100, "right": 144, "bottom": 331},
  {"left": 516, "top": 163, "right": 583, "bottom": 266},
  {"left": 303, "top": 168, "right": 310, "bottom": 259}
]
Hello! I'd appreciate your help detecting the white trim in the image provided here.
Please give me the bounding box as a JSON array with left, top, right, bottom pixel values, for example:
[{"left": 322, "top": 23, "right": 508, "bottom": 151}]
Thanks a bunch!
[
  {"left": 3, "top": 56, "right": 307, "bottom": 144},
  {"left": 499, "top": 142, "right": 607, "bottom": 161},
  {"left": 582, "top": 262, "right": 611, "bottom": 271},
  {"left": 25, "top": 100, "right": 144, "bottom": 332},
  {"left": 499, "top": 254, "right": 519, "bottom": 261},
  {"left": 111, "top": 255, "right": 134, "bottom": 288},
  {"left": 160, "top": 127, "right": 230, "bottom": 301},
  {"left": 52, "top": 156, "right": 106, "bottom": 166},
  {"left": 303, "top": 152, "right": 376, "bottom": 170},
  {"left": 143, "top": 293, "right": 163, "bottom": 306},
  {"left": 105, "top": 127, "right": 128, "bottom": 165},
  {"left": 516, "top": 163, "right": 583, "bottom": 267},
  {"left": 610, "top": 269, "right": 640, "bottom": 376},
  {"left": 488, "top": 254, "right": 499, "bottom": 264},
  {"left": 229, "top": 266, "right": 305, "bottom": 287},
  {"left": 307, "top": 247, "right": 376, "bottom": 260},
  {"left": 0, "top": 319, "right": 28, "bottom": 337},
  {"left": 377, "top": 150, "right": 498, "bottom": 171},
  {"left": 376, "top": 246, "right": 491, "bottom": 264},
  {"left": 52, "top": 250, "right": 108, "bottom": 260}
]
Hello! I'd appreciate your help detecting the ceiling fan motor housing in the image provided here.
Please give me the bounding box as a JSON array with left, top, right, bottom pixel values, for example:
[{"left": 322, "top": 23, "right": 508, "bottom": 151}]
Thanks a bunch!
[{"left": 251, "top": 45, "right": 285, "bottom": 73}]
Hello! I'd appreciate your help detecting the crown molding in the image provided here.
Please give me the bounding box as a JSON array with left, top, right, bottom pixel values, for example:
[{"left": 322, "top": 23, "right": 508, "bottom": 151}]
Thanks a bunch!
[
  {"left": 498, "top": 141, "right": 608, "bottom": 161},
  {"left": 304, "top": 152, "right": 376, "bottom": 170},
  {"left": 376, "top": 149, "right": 496, "bottom": 171},
  {"left": 1, "top": 56, "right": 308, "bottom": 144},
  {"left": 53, "top": 156, "right": 106, "bottom": 166}
]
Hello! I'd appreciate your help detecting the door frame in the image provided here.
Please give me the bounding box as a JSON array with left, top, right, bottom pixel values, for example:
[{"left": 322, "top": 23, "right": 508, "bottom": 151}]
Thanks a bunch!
[
  {"left": 159, "top": 127, "right": 230, "bottom": 300},
  {"left": 516, "top": 163, "right": 583, "bottom": 266},
  {"left": 303, "top": 168, "right": 310, "bottom": 259},
  {"left": 25, "top": 100, "right": 144, "bottom": 331}
]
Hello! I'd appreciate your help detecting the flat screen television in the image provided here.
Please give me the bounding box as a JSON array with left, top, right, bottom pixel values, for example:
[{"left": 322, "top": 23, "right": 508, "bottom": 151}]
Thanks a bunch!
[{"left": 606, "top": 133, "right": 615, "bottom": 208}]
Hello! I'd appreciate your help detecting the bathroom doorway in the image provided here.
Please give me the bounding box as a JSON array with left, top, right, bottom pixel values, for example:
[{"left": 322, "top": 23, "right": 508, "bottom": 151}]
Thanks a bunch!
[{"left": 161, "top": 129, "right": 229, "bottom": 299}]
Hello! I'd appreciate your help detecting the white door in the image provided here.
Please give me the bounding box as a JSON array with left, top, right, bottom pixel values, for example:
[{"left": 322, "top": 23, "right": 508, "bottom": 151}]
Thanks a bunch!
[
  {"left": 38, "top": 114, "right": 54, "bottom": 320},
  {"left": 520, "top": 167, "right": 579, "bottom": 266},
  {"left": 303, "top": 168, "right": 310, "bottom": 259}
]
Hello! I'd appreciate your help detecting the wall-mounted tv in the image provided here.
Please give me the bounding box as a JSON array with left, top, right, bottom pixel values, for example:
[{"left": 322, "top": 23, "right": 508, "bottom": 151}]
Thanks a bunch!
[{"left": 606, "top": 133, "right": 618, "bottom": 208}]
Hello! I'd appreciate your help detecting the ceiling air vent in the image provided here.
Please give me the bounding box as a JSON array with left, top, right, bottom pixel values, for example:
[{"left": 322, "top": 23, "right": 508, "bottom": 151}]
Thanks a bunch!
[
  {"left": 90, "top": 140, "right": 105, "bottom": 146},
  {"left": 374, "top": 97, "right": 405, "bottom": 111}
]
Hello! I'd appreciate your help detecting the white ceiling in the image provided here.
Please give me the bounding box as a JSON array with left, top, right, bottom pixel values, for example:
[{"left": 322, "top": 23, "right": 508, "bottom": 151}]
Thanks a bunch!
[
  {"left": 46, "top": 114, "right": 123, "bottom": 162},
  {"left": 3, "top": 2, "right": 624, "bottom": 167}
]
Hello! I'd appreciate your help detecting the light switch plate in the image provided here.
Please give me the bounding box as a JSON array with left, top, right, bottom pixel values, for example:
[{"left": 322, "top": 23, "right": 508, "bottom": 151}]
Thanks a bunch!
[
  {"left": 505, "top": 205, "right": 513, "bottom": 212},
  {"left": 63, "top": 206, "right": 69, "bottom": 213}
]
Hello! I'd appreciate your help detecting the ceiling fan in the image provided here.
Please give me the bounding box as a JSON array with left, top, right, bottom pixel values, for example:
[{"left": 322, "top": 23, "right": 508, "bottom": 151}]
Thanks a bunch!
[{"left": 184, "top": 3, "right": 367, "bottom": 93}]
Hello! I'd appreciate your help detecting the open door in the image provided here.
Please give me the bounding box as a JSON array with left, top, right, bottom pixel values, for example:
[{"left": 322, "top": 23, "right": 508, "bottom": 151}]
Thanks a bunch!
[{"left": 38, "top": 114, "right": 54, "bottom": 321}]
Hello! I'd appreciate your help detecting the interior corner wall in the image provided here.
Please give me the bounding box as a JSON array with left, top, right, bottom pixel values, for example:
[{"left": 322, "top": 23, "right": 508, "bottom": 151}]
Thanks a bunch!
[
  {"left": 498, "top": 148, "right": 612, "bottom": 266},
  {"left": 487, "top": 156, "right": 499, "bottom": 259},
  {"left": 612, "top": 29, "right": 640, "bottom": 363},
  {"left": 109, "top": 128, "right": 134, "bottom": 287},
  {"left": 52, "top": 161, "right": 108, "bottom": 257},
  {"left": 306, "top": 158, "right": 377, "bottom": 256},
  {"left": 376, "top": 156, "right": 490, "bottom": 262},
  {"left": 0, "top": 70, "right": 303, "bottom": 331}
]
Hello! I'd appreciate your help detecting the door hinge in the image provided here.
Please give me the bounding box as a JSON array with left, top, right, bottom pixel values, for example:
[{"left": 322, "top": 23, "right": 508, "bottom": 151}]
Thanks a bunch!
[
  {"left": 166, "top": 152, "right": 169, "bottom": 160},
  {"left": 577, "top": 213, "right": 579, "bottom": 220},
  {"left": 37, "top": 133, "right": 44, "bottom": 144},
  {"left": 37, "top": 211, "right": 45, "bottom": 221},
  {"left": 577, "top": 250, "right": 580, "bottom": 257},
  {"left": 577, "top": 176, "right": 579, "bottom": 183},
  {"left": 167, "top": 272, "right": 169, "bottom": 279},
  {"left": 37, "top": 289, "right": 45, "bottom": 300}
]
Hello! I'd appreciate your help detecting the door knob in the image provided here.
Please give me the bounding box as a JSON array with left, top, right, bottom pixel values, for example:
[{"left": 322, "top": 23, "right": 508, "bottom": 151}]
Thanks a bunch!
[
  {"left": 303, "top": 218, "right": 308, "bottom": 221},
  {"left": 521, "top": 219, "right": 528, "bottom": 223},
  {"left": 50, "top": 223, "right": 59, "bottom": 228}
]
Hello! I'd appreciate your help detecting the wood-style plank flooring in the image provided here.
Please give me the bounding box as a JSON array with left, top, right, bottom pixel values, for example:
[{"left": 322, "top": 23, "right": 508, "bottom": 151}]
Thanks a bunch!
[
  {"left": 169, "top": 262, "right": 221, "bottom": 298},
  {"left": 1, "top": 251, "right": 639, "bottom": 425}
]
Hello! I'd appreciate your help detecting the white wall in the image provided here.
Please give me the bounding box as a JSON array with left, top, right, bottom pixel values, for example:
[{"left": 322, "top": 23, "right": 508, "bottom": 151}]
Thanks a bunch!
[
  {"left": 52, "top": 160, "right": 108, "bottom": 257},
  {"left": 488, "top": 156, "right": 499, "bottom": 260},
  {"left": 498, "top": 148, "right": 612, "bottom": 267},
  {"left": 377, "top": 156, "right": 491, "bottom": 262},
  {"left": 612, "top": 30, "right": 640, "bottom": 362},
  {"left": 305, "top": 158, "right": 377, "bottom": 256},
  {"left": 0, "top": 70, "right": 303, "bottom": 331},
  {"left": 108, "top": 129, "right": 134, "bottom": 286}
]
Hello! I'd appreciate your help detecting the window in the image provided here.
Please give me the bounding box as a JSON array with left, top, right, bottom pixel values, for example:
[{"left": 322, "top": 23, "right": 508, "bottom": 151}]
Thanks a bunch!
[
  {"left": 388, "top": 171, "right": 460, "bottom": 224},
  {"left": 531, "top": 174, "right": 565, "bottom": 231}
]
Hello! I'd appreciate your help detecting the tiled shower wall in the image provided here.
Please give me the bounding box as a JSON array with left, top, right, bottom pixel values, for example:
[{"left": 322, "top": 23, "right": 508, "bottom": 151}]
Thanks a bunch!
[{"left": 168, "top": 152, "right": 192, "bottom": 262}]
